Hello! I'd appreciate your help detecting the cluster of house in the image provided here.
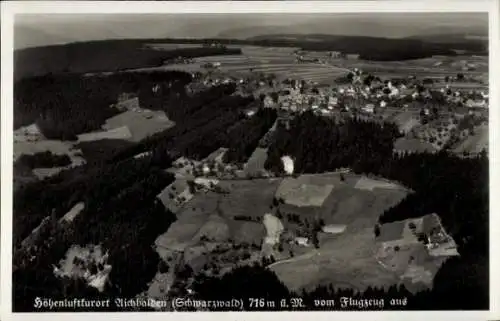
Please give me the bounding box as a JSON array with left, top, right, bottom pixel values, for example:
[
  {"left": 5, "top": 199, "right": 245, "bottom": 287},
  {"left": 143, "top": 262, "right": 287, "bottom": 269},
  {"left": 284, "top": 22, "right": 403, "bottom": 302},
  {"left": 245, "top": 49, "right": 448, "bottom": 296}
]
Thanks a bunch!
[{"left": 378, "top": 213, "right": 459, "bottom": 258}]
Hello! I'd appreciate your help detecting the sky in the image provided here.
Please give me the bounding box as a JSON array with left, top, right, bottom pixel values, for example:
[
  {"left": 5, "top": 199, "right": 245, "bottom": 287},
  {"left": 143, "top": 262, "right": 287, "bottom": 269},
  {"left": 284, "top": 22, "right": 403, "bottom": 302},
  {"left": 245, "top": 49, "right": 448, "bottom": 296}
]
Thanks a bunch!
[{"left": 14, "top": 12, "right": 488, "bottom": 49}]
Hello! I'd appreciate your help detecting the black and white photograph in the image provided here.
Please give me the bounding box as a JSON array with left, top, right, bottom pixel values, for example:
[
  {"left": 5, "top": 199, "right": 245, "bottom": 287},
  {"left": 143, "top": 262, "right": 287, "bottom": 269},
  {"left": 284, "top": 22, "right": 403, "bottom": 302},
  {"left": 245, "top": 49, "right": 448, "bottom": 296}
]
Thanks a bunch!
[{"left": 1, "top": 1, "right": 499, "bottom": 319}]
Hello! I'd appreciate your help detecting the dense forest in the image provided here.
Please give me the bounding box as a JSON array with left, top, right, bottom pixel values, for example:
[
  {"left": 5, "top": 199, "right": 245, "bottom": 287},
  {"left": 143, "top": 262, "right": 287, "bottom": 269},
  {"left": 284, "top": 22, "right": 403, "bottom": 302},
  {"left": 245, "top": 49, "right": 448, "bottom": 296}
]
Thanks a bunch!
[
  {"left": 15, "top": 40, "right": 241, "bottom": 80},
  {"left": 13, "top": 155, "right": 177, "bottom": 311},
  {"left": 265, "top": 111, "right": 402, "bottom": 174}
]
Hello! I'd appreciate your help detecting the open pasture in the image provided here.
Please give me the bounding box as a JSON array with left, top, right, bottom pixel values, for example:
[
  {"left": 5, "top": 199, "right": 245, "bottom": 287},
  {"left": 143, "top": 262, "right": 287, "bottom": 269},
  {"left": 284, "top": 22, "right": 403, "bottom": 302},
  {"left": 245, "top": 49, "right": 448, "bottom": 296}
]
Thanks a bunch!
[
  {"left": 155, "top": 192, "right": 220, "bottom": 256},
  {"left": 216, "top": 179, "right": 283, "bottom": 220},
  {"left": 140, "top": 44, "right": 347, "bottom": 84},
  {"left": 244, "top": 147, "right": 268, "bottom": 176},
  {"left": 275, "top": 173, "right": 408, "bottom": 231},
  {"left": 270, "top": 227, "right": 402, "bottom": 293}
]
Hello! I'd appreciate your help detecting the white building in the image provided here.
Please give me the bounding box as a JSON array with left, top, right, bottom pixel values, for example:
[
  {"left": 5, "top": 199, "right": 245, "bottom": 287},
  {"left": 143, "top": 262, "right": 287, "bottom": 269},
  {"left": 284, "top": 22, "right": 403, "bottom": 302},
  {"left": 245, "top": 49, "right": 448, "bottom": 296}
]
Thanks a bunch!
[
  {"left": 294, "top": 237, "right": 309, "bottom": 246},
  {"left": 322, "top": 225, "right": 347, "bottom": 234},
  {"left": 281, "top": 156, "right": 294, "bottom": 175}
]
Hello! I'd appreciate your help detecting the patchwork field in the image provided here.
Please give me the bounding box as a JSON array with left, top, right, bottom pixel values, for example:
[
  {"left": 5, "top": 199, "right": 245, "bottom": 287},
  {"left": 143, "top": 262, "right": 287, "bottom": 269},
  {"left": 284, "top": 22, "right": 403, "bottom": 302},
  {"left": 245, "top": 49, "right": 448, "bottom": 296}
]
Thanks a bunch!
[
  {"left": 269, "top": 174, "right": 417, "bottom": 292},
  {"left": 216, "top": 179, "right": 283, "bottom": 219},
  {"left": 276, "top": 178, "right": 334, "bottom": 207},
  {"left": 155, "top": 178, "right": 282, "bottom": 259},
  {"left": 135, "top": 45, "right": 348, "bottom": 85}
]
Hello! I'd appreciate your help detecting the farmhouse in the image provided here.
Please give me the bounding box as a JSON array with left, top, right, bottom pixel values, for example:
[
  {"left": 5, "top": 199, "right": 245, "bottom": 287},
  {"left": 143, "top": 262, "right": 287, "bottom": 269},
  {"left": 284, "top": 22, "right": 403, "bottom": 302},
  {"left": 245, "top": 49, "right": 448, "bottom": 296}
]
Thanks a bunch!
[
  {"left": 294, "top": 237, "right": 310, "bottom": 246},
  {"left": 321, "top": 224, "right": 347, "bottom": 234},
  {"left": 362, "top": 104, "right": 375, "bottom": 114},
  {"left": 378, "top": 213, "right": 459, "bottom": 257},
  {"left": 14, "top": 123, "right": 44, "bottom": 142}
]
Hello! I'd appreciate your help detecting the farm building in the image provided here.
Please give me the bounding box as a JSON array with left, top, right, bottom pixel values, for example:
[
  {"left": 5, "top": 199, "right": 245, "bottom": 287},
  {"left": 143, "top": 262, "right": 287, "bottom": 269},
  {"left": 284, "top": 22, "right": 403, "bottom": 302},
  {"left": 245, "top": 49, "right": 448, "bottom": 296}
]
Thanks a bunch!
[
  {"left": 294, "top": 237, "right": 310, "bottom": 246},
  {"left": 194, "top": 177, "right": 219, "bottom": 190},
  {"left": 115, "top": 97, "right": 139, "bottom": 111},
  {"left": 378, "top": 213, "right": 459, "bottom": 257},
  {"left": 465, "top": 99, "right": 487, "bottom": 108},
  {"left": 362, "top": 104, "right": 375, "bottom": 114},
  {"left": 281, "top": 156, "right": 294, "bottom": 175},
  {"left": 321, "top": 224, "right": 347, "bottom": 234},
  {"left": 77, "top": 126, "right": 132, "bottom": 142}
]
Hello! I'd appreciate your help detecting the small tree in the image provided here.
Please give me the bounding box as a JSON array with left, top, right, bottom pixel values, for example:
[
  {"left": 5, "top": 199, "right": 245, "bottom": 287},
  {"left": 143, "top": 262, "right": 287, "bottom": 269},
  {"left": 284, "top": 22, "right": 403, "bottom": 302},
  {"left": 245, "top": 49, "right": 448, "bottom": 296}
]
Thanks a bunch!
[{"left": 374, "top": 224, "right": 381, "bottom": 237}]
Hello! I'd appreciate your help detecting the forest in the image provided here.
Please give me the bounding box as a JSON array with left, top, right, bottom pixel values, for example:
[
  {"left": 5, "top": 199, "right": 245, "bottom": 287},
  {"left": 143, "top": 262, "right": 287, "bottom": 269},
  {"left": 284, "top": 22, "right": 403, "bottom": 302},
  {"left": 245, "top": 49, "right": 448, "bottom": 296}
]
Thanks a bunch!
[
  {"left": 15, "top": 40, "right": 241, "bottom": 80},
  {"left": 13, "top": 155, "right": 177, "bottom": 311},
  {"left": 14, "top": 151, "right": 72, "bottom": 170}
]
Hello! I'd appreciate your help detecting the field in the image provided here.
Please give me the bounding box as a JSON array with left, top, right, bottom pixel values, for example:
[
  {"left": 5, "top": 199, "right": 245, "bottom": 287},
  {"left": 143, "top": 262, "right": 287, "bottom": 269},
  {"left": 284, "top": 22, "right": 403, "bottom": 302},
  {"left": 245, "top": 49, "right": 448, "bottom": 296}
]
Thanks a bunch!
[
  {"left": 453, "top": 123, "right": 488, "bottom": 155},
  {"left": 268, "top": 173, "right": 422, "bottom": 292},
  {"left": 154, "top": 178, "right": 282, "bottom": 259},
  {"left": 14, "top": 125, "right": 86, "bottom": 179},
  {"left": 244, "top": 147, "right": 269, "bottom": 176},
  {"left": 387, "top": 111, "right": 421, "bottom": 134},
  {"left": 136, "top": 46, "right": 349, "bottom": 85}
]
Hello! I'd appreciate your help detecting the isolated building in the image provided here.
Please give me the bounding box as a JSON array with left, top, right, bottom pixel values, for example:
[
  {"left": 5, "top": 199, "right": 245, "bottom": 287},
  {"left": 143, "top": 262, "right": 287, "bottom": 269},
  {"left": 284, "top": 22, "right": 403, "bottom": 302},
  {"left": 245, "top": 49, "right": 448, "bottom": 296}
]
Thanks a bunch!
[{"left": 281, "top": 156, "right": 294, "bottom": 175}]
